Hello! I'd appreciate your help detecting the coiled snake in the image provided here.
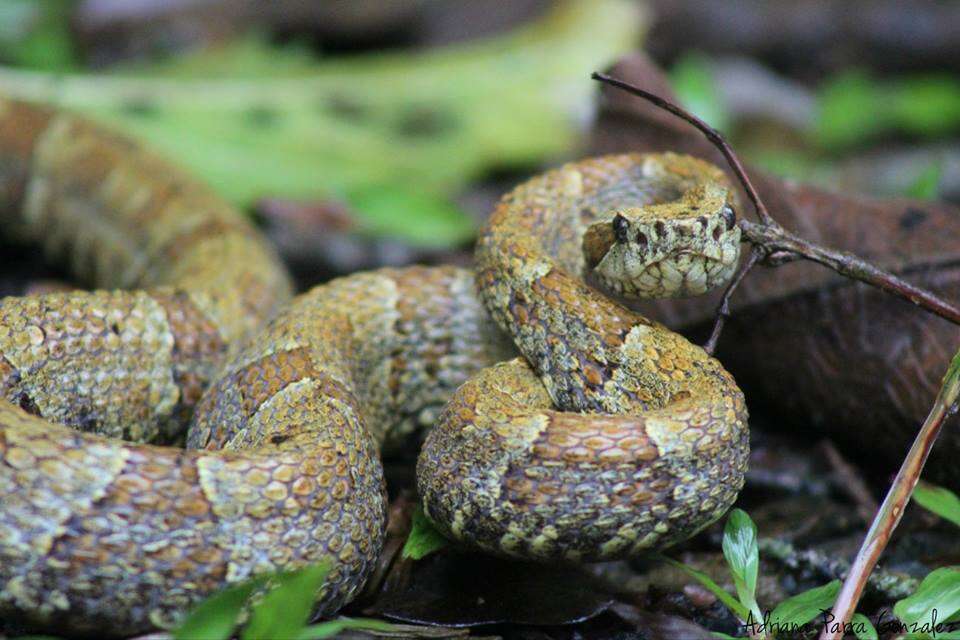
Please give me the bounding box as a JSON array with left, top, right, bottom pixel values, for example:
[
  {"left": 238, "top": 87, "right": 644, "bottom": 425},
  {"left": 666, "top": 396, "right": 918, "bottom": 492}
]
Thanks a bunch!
[{"left": 0, "top": 99, "right": 749, "bottom": 634}]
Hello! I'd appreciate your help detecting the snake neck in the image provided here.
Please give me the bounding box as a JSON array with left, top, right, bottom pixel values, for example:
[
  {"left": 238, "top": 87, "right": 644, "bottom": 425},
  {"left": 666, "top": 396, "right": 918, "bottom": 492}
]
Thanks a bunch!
[{"left": 476, "top": 153, "right": 736, "bottom": 416}]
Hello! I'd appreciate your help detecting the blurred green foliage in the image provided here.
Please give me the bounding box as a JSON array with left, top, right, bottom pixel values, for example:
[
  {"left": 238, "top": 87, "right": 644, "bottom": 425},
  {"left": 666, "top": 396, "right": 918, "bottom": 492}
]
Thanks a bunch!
[
  {"left": 668, "top": 52, "right": 730, "bottom": 132},
  {"left": 903, "top": 160, "right": 943, "bottom": 200},
  {"left": 126, "top": 35, "right": 322, "bottom": 78},
  {"left": 0, "top": 0, "right": 76, "bottom": 71},
  {"left": 668, "top": 53, "right": 955, "bottom": 200},
  {"left": 816, "top": 70, "right": 960, "bottom": 151},
  {"left": 0, "top": 0, "right": 641, "bottom": 247}
]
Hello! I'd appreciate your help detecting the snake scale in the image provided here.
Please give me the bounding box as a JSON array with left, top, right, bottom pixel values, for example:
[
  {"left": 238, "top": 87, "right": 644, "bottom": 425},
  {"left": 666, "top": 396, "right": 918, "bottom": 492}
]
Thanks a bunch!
[{"left": 0, "top": 98, "right": 749, "bottom": 634}]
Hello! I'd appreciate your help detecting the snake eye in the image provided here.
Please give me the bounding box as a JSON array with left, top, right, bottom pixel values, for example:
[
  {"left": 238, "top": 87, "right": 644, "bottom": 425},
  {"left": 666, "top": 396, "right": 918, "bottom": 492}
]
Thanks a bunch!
[
  {"left": 612, "top": 213, "right": 630, "bottom": 243},
  {"left": 721, "top": 205, "right": 736, "bottom": 230}
]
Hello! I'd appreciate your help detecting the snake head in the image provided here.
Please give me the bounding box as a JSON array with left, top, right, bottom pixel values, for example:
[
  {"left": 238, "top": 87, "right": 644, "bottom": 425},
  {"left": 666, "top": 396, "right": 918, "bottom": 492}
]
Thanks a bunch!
[{"left": 583, "top": 182, "right": 741, "bottom": 299}]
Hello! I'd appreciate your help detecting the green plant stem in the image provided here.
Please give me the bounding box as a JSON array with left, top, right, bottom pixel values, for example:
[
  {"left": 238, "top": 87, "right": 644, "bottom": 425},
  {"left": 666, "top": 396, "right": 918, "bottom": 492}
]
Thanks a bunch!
[{"left": 703, "top": 246, "right": 761, "bottom": 355}]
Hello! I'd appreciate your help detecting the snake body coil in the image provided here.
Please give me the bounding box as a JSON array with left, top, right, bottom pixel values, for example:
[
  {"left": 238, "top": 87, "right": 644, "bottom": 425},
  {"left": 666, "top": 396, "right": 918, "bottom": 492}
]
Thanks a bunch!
[
  {"left": 419, "top": 155, "right": 748, "bottom": 559},
  {"left": 0, "top": 100, "right": 748, "bottom": 634}
]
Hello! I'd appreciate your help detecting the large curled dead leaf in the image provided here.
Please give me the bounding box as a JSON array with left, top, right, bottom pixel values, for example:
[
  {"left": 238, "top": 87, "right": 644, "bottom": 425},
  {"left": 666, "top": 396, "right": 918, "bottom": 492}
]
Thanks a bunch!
[{"left": 590, "top": 52, "right": 960, "bottom": 490}]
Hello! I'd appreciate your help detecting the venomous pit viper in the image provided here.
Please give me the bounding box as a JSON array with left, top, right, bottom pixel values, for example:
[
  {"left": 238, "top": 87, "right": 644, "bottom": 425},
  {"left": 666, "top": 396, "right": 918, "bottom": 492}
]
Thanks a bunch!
[{"left": 0, "top": 98, "right": 748, "bottom": 634}]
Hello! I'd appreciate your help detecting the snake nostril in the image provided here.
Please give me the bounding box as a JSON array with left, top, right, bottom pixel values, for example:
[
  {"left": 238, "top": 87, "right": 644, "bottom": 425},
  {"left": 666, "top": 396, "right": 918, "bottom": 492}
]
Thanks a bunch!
[
  {"left": 636, "top": 231, "right": 648, "bottom": 248},
  {"left": 654, "top": 221, "right": 666, "bottom": 237},
  {"left": 612, "top": 214, "right": 630, "bottom": 243},
  {"left": 722, "top": 205, "right": 736, "bottom": 230}
]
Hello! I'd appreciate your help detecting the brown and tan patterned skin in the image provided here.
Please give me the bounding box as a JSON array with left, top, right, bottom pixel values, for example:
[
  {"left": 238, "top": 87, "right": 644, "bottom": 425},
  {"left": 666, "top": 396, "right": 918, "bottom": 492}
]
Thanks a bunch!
[
  {"left": 419, "top": 153, "right": 749, "bottom": 560},
  {"left": 0, "top": 98, "right": 748, "bottom": 635},
  {"left": 0, "top": 97, "right": 292, "bottom": 441}
]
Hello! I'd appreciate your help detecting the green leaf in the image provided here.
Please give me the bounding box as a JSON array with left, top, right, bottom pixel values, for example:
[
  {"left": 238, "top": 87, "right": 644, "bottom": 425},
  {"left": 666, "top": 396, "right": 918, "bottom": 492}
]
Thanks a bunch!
[
  {"left": 0, "top": 0, "right": 642, "bottom": 248},
  {"left": 295, "top": 617, "right": 396, "bottom": 640},
  {"left": 119, "top": 34, "right": 319, "bottom": 78},
  {"left": 903, "top": 161, "right": 943, "bottom": 200},
  {"left": 748, "top": 149, "right": 816, "bottom": 182},
  {"left": 770, "top": 580, "right": 840, "bottom": 627},
  {"left": 0, "top": 0, "right": 77, "bottom": 72},
  {"left": 173, "top": 574, "right": 270, "bottom": 640},
  {"left": 722, "top": 509, "right": 762, "bottom": 622},
  {"left": 913, "top": 481, "right": 960, "bottom": 528},
  {"left": 816, "top": 70, "right": 960, "bottom": 151},
  {"left": 659, "top": 555, "right": 750, "bottom": 621},
  {"left": 816, "top": 71, "right": 883, "bottom": 150},
  {"left": 852, "top": 613, "right": 879, "bottom": 640},
  {"left": 669, "top": 52, "right": 730, "bottom": 132},
  {"left": 0, "top": 1, "right": 37, "bottom": 43},
  {"left": 892, "top": 75, "right": 960, "bottom": 136},
  {"left": 402, "top": 506, "right": 449, "bottom": 560},
  {"left": 943, "top": 347, "right": 960, "bottom": 410},
  {"left": 241, "top": 563, "right": 331, "bottom": 640},
  {"left": 722, "top": 509, "right": 759, "bottom": 594},
  {"left": 894, "top": 567, "right": 960, "bottom": 637},
  {"left": 349, "top": 186, "right": 475, "bottom": 248}
]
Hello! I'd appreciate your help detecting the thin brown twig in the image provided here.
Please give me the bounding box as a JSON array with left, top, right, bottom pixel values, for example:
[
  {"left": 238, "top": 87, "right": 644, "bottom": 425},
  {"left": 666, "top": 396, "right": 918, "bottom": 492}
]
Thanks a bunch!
[
  {"left": 819, "top": 440, "right": 879, "bottom": 525},
  {"left": 820, "top": 351, "right": 960, "bottom": 640},
  {"left": 739, "top": 219, "right": 960, "bottom": 324},
  {"left": 703, "top": 246, "right": 761, "bottom": 355},
  {"left": 592, "top": 71, "right": 774, "bottom": 226}
]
